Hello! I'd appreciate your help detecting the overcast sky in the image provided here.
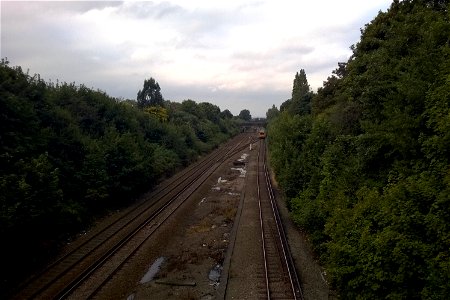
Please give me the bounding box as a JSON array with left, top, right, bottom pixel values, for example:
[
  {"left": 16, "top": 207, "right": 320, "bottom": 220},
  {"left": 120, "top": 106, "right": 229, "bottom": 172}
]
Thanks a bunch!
[{"left": 1, "top": 0, "right": 392, "bottom": 117}]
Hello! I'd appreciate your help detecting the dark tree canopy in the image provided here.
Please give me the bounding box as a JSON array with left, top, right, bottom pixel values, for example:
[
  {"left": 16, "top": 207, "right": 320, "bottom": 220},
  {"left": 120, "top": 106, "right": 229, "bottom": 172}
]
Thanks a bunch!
[
  {"left": 266, "top": 104, "right": 279, "bottom": 121},
  {"left": 0, "top": 62, "right": 240, "bottom": 295},
  {"left": 268, "top": 1, "right": 450, "bottom": 299},
  {"left": 220, "top": 109, "right": 233, "bottom": 119},
  {"left": 280, "top": 69, "right": 312, "bottom": 115},
  {"left": 291, "top": 69, "right": 310, "bottom": 101},
  {"left": 137, "top": 77, "right": 164, "bottom": 108},
  {"left": 238, "top": 109, "right": 252, "bottom": 121}
]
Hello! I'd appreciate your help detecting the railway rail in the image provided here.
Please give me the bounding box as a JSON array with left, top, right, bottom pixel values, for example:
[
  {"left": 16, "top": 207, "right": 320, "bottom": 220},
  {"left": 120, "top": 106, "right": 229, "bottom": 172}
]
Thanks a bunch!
[
  {"left": 256, "top": 140, "right": 303, "bottom": 300},
  {"left": 12, "top": 133, "right": 256, "bottom": 300}
]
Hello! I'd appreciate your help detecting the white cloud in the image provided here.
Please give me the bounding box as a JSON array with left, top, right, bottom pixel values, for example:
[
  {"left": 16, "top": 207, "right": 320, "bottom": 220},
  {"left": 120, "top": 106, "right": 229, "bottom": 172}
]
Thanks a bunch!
[{"left": 1, "top": 0, "right": 392, "bottom": 117}]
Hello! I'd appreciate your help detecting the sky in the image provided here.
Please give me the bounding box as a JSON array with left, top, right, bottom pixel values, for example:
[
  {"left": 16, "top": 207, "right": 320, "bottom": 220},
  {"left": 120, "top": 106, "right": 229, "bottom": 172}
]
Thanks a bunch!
[{"left": 1, "top": 0, "right": 392, "bottom": 117}]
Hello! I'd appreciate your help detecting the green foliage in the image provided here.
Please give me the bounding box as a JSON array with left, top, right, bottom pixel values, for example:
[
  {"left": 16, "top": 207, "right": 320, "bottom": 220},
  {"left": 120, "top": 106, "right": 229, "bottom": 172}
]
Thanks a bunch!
[
  {"left": 265, "top": 104, "right": 280, "bottom": 121},
  {"left": 292, "top": 69, "right": 310, "bottom": 101},
  {"left": 268, "top": 1, "right": 450, "bottom": 298},
  {"left": 220, "top": 109, "right": 233, "bottom": 119},
  {"left": 0, "top": 61, "right": 239, "bottom": 294},
  {"left": 144, "top": 106, "right": 169, "bottom": 122},
  {"left": 137, "top": 77, "right": 164, "bottom": 108},
  {"left": 267, "top": 112, "right": 313, "bottom": 199},
  {"left": 238, "top": 109, "right": 252, "bottom": 121},
  {"left": 281, "top": 69, "right": 313, "bottom": 115}
]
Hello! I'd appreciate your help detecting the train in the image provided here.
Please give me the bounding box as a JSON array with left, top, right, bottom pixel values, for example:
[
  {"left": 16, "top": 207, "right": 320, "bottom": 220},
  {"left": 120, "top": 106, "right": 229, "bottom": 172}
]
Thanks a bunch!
[{"left": 258, "top": 129, "right": 266, "bottom": 139}]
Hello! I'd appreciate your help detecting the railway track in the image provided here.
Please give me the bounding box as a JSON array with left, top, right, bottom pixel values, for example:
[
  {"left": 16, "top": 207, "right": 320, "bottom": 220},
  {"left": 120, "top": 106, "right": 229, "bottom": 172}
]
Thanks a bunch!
[
  {"left": 256, "top": 140, "right": 303, "bottom": 300},
  {"left": 12, "top": 133, "right": 256, "bottom": 300}
]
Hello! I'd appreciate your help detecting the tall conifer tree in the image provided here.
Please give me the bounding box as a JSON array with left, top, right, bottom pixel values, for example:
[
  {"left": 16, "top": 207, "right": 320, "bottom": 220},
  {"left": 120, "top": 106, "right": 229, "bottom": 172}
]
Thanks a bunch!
[{"left": 137, "top": 77, "right": 164, "bottom": 108}]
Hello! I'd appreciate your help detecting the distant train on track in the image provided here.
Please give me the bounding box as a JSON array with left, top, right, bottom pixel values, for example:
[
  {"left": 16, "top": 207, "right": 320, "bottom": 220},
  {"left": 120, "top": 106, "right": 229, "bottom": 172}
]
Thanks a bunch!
[{"left": 258, "top": 129, "right": 266, "bottom": 139}]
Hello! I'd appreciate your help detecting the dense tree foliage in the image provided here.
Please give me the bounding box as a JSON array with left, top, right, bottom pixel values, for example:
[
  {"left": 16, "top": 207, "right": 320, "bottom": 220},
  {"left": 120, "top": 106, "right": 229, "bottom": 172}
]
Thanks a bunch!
[
  {"left": 238, "top": 109, "right": 252, "bottom": 121},
  {"left": 281, "top": 69, "right": 313, "bottom": 115},
  {"left": 267, "top": 1, "right": 450, "bottom": 298},
  {"left": 0, "top": 61, "right": 239, "bottom": 294},
  {"left": 137, "top": 77, "right": 164, "bottom": 108},
  {"left": 265, "top": 104, "right": 280, "bottom": 121}
]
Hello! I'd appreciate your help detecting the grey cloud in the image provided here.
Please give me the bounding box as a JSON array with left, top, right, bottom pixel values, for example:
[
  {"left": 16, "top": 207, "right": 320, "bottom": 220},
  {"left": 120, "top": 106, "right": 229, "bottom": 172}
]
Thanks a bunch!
[
  {"left": 113, "top": 2, "right": 243, "bottom": 50},
  {"left": 237, "top": 1, "right": 265, "bottom": 11},
  {"left": 175, "top": 10, "right": 238, "bottom": 44},
  {"left": 232, "top": 51, "right": 270, "bottom": 60},
  {"left": 230, "top": 51, "right": 270, "bottom": 71},
  {"left": 1, "top": 1, "right": 122, "bottom": 16},
  {"left": 117, "top": 1, "right": 239, "bottom": 33},
  {"left": 229, "top": 42, "right": 315, "bottom": 73},
  {"left": 60, "top": 1, "right": 123, "bottom": 13},
  {"left": 118, "top": 1, "right": 184, "bottom": 19},
  {"left": 278, "top": 44, "right": 315, "bottom": 56},
  {"left": 1, "top": 0, "right": 390, "bottom": 120}
]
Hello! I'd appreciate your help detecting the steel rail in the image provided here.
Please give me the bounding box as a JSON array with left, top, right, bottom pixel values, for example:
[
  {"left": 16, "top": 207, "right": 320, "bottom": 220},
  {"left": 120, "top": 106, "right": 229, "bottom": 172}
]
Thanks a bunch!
[
  {"left": 14, "top": 133, "right": 254, "bottom": 299},
  {"left": 263, "top": 151, "right": 303, "bottom": 300},
  {"left": 15, "top": 137, "right": 237, "bottom": 299},
  {"left": 66, "top": 133, "right": 253, "bottom": 299},
  {"left": 257, "top": 139, "right": 271, "bottom": 299},
  {"left": 257, "top": 139, "right": 302, "bottom": 299},
  {"left": 57, "top": 169, "right": 201, "bottom": 299}
]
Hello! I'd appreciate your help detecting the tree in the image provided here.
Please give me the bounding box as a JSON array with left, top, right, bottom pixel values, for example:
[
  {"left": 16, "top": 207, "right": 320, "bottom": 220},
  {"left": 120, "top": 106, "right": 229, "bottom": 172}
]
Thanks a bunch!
[
  {"left": 280, "top": 69, "right": 313, "bottom": 115},
  {"left": 291, "top": 69, "right": 312, "bottom": 115},
  {"left": 220, "top": 109, "right": 233, "bottom": 119},
  {"left": 267, "top": 1, "right": 450, "bottom": 298},
  {"left": 292, "top": 69, "right": 310, "bottom": 101},
  {"left": 199, "top": 102, "right": 221, "bottom": 123},
  {"left": 238, "top": 109, "right": 251, "bottom": 121},
  {"left": 0, "top": 61, "right": 241, "bottom": 294},
  {"left": 266, "top": 104, "right": 279, "bottom": 121},
  {"left": 143, "top": 106, "right": 168, "bottom": 122},
  {"left": 180, "top": 99, "right": 198, "bottom": 116},
  {"left": 137, "top": 77, "right": 164, "bottom": 108}
]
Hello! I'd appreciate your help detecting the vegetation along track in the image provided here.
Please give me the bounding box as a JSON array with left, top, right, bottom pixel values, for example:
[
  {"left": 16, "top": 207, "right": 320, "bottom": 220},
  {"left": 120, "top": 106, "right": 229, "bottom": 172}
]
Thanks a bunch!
[
  {"left": 13, "top": 133, "right": 256, "bottom": 300},
  {"left": 256, "top": 140, "right": 303, "bottom": 300}
]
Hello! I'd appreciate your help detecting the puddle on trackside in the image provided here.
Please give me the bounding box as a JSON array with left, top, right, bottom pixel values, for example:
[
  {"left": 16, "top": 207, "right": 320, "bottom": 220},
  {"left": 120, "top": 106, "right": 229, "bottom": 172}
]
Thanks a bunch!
[
  {"left": 231, "top": 167, "right": 246, "bottom": 177},
  {"left": 217, "top": 176, "right": 228, "bottom": 183},
  {"left": 239, "top": 153, "right": 249, "bottom": 161},
  {"left": 140, "top": 256, "right": 165, "bottom": 284},
  {"left": 230, "top": 154, "right": 248, "bottom": 177},
  {"left": 208, "top": 263, "right": 223, "bottom": 287}
]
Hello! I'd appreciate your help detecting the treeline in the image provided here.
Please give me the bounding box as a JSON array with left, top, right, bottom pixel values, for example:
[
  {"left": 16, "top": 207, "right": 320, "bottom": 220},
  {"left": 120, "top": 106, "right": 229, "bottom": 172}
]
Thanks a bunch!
[
  {"left": 267, "top": 0, "right": 449, "bottom": 298},
  {"left": 0, "top": 61, "right": 239, "bottom": 292}
]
